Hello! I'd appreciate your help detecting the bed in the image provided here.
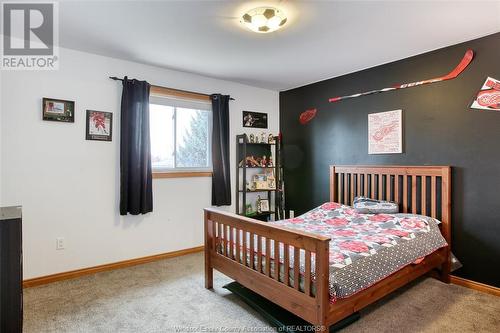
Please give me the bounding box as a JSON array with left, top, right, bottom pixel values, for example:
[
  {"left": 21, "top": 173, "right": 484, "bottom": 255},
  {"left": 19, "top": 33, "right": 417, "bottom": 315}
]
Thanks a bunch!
[{"left": 204, "top": 165, "right": 451, "bottom": 331}]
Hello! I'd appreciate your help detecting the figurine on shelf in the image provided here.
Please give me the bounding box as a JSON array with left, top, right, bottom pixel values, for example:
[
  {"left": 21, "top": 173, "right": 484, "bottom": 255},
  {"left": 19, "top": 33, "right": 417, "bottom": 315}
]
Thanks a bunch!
[
  {"left": 256, "top": 195, "right": 262, "bottom": 213},
  {"left": 249, "top": 134, "right": 255, "bottom": 143},
  {"left": 244, "top": 155, "right": 260, "bottom": 167},
  {"left": 261, "top": 132, "right": 266, "bottom": 143},
  {"left": 255, "top": 135, "right": 260, "bottom": 143},
  {"left": 267, "top": 156, "right": 274, "bottom": 167},
  {"left": 245, "top": 203, "right": 254, "bottom": 216},
  {"left": 268, "top": 134, "right": 275, "bottom": 144},
  {"left": 261, "top": 155, "right": 267, "bottom": 167}
]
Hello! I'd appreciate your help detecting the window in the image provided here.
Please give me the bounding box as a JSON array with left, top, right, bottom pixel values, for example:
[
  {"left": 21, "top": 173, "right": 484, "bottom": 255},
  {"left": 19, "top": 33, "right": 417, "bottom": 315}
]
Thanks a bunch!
[{"left": 149, "top": 95, "right": 212, "bottom": 175}]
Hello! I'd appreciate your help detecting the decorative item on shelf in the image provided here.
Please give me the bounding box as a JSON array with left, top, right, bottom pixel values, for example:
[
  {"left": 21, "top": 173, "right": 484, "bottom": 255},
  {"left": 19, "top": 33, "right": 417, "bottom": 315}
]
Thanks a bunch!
[
  {"left": 246, "top": 181, "right": 256, "bottom": 191},
  {"left": 267, "top": 156, "right": 274, "bottom": 167},
  {"left": 261, "top": 155, "right": 267, "bottom": 167},
  {"left": 255, "top": 135, "right": 260, "bottom": 143},
  {"left": 267, "top": 177, "right": 276, "bottom": 190},
  {"left": 253, "top": 174, "right": 269, "bottom": 190},
  {"left": 243, "top": 111, "right": 268, "bottom": 128},
  {"left": 470, "top": 77, "right": 500, "bottom": 111},
  {"left": 259, "top": 199, "right": 270, "bottom": 212},
  {"left": 265, "top": 170, "right": 276, "bottom": 189},
  {"left": 261, "top": 132, "right": 266, "bottom": 143},
  {"left": 245, "top": 203, "right": 254, "bottom": 216},
  {"left": 86, "top": 110, "right": 113, "bottom": 141},
  {"left": 268, "top": 134, "right": 275, "bottom": 144},
  {"left": 242, "top": 155, "right": 261, "bottom": 167},
  {"left": 249, "top": 134, "right": 255, "bottom": 143},
  {"left": 42, "top": 98, "right": 75, "bottom": 122},
  {"left": 256, "top": 196, "right": 262, "bottom": 213}
]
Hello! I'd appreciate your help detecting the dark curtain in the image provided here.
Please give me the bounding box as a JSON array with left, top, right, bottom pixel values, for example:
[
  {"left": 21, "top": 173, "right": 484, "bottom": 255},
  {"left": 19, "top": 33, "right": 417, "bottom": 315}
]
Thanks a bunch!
[
  {"left": 211, "top": 94, "right": 231, "bottom": 206},
  {"left": 120, "top": 77, "right": 153, "bottom": 215}
]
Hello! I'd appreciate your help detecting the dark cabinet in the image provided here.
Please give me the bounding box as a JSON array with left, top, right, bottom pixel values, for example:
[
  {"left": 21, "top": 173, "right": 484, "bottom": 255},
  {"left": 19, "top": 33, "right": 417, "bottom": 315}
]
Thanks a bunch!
[{"left": 0, "top": 206, "right": 22, "bottom": 333}]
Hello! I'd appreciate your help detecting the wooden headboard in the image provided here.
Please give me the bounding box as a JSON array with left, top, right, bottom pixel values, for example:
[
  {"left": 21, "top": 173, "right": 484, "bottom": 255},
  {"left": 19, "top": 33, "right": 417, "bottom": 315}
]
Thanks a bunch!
[{"left": 330, "top": 165, "right": 451, "bottom": 245}]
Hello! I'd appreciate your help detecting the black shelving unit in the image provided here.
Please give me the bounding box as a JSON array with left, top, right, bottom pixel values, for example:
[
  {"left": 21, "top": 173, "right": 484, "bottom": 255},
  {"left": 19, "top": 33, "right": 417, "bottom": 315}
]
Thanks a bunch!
[{"left": 236, "top": 134, "right": 281, "bottom": 222}]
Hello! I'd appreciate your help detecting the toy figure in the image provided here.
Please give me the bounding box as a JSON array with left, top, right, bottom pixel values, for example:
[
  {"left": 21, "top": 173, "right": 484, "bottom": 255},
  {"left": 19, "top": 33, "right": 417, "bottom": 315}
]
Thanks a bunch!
[
  {"left": 261, "top": 155, "right": 267, "bottom": 167},
  {"left": 256, "top": 196, "right": 262, "bottom": 213}
]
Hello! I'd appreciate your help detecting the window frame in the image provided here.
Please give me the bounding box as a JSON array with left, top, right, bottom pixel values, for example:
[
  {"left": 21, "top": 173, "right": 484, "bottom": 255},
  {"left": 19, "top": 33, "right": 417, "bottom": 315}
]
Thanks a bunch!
[{"left": 149, "top": 86, "right": 213, "bottom": 179}]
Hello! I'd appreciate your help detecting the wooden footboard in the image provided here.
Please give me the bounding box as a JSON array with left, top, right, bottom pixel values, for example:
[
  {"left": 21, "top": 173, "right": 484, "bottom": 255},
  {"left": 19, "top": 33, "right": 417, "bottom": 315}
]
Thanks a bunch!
[{"left": 204, "top": 208, "right": 331, "bottom": 327}]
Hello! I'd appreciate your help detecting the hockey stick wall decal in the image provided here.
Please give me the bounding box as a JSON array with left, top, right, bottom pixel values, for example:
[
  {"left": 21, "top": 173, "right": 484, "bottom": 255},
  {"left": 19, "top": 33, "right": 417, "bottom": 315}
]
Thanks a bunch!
[
  {"left": 328, "top": 49, "right": 474, "bottom": 103},
  {"left": 298, "top": 49, "right": 474, "bottom": 124}
]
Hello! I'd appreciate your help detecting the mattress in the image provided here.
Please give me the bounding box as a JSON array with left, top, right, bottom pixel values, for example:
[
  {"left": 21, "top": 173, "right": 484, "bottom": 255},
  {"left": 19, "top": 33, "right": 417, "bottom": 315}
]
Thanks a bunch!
[{"left": 218, "top": 202, "right": 448, "bottom": 303}]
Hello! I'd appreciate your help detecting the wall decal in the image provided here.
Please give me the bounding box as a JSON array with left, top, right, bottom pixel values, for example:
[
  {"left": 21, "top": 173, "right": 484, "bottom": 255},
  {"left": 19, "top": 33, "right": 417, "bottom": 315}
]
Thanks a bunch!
[
  {"left": 243, "top": 111, "right": 268, "bottom": 128},
  {"left": 86, "top": 110, "right": 113, "bottom": 141},
  {"left": 368, "top": 110, "right": 403, "bottom": 154},
  {"left": 299, "top": 108, "right": 317, "bottom": 125},
  {"left": 329, "top": 49, "right": 474, "bottom": 103},
  {"left": 470, "top": 77, "right": 500, "bottom": 111},
  {"left": 42, "top": 98, "right": 75, "bottom": 122}
]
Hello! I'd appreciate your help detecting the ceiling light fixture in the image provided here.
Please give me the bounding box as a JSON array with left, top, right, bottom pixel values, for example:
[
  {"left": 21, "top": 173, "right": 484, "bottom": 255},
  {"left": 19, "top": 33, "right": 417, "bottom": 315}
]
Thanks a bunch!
[{"left": 240, "top": 7, "right": 287, "bottom": 33}]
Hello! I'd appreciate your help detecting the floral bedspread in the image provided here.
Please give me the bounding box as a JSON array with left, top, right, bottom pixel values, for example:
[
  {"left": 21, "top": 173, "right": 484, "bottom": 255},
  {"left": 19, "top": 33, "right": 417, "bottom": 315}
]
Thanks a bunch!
[{"left": 270, "top": 202, "right": 448, "bottom": 301}]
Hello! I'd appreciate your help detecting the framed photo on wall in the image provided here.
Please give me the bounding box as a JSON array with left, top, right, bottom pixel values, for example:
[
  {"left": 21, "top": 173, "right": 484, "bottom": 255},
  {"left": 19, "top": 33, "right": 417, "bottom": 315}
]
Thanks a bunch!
[
  {"left": 86, "top": 110, "right": 113, "bottom": 141},
  {"left": 243, "top": 111, "right": 268, "bottom": 128},
  {"left": 42, "top": 98, "right": 75, "bottom": 122},
  {"left": 368, "top": 109, "right": 403, "bottom": 154}
]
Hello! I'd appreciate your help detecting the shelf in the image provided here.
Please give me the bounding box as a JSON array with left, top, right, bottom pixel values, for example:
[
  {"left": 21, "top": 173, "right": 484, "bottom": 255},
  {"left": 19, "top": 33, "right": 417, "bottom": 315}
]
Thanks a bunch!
[
  {"left": 239, "top": 189, "right": 277, "bottom": 192},
  {"left": 238, "top": 142, "right": 275, "bottom": 146},
  {"left": 245, "top": 212, "right": 275, "bottom": 218},
  {"left": 239, "top": 166, "right": 275, "bottom": 169}
]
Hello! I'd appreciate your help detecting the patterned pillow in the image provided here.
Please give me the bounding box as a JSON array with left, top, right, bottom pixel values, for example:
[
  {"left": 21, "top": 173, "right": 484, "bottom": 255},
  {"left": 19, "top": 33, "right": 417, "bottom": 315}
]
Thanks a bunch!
[{"left": 353, "top": 196, "right": 399, "bottom": 214}]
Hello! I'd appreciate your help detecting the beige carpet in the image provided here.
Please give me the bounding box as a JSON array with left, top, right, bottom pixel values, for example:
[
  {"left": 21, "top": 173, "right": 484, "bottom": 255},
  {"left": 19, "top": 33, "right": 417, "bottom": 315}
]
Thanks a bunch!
[{"left": 24, "top": 252, "right": 500, "bottom": 333}]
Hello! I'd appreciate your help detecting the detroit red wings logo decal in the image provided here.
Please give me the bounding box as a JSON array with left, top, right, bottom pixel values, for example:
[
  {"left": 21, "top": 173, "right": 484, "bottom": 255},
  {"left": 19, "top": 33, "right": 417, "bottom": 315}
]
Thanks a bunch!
[
  {"left": 471, "top": 77, "right": 500, "bottom": 111},
  {"left": 477, "top": 90, "right": 500, "bottom": 108},
  {"left": 371, "top": 121, "right": 399, "bottom": 142}
]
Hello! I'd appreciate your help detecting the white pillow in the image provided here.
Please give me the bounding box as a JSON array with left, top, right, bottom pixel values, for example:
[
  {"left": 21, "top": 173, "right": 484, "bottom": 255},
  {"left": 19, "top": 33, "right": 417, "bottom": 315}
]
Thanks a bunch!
[{"left": 353, "top": 196, "right": 399, "bottom": 214}]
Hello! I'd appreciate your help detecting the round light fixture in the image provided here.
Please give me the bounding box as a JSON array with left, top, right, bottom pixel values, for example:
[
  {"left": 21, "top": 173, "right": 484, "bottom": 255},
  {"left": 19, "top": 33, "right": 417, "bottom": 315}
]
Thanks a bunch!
[{"left": 240, "top": 7, "right": 287, "bottom": 33}]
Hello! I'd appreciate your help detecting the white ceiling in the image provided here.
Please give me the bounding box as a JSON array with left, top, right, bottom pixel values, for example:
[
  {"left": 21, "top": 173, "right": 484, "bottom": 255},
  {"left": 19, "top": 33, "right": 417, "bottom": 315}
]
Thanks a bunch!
[{"left": 58, "top": 0, "right": 500, "bottom": 91}]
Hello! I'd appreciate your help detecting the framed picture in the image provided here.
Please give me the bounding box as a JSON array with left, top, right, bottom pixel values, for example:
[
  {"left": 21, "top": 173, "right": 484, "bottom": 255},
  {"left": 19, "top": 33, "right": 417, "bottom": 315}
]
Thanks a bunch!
[
  {"left": 86, "top": 110, "right": 113, "bottom": 141},
  {"left": 243, "top": 111, "right": 268, "bottom": 128},
  {"left": 42, "top": 98, "right": 75, "bottom": 122},
  {"left": 253, "top": 174, "right": 269, "bottom": 190},
  {"left": 368, "top": 109, "right": 403, "bottom": 154},
  {"left": 259, "top": 199, "right": 270, "bottom": 212}
]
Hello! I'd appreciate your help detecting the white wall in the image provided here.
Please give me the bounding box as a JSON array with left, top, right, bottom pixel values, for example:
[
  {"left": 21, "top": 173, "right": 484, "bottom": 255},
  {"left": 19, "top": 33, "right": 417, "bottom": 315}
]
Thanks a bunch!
[{"left": 0, "top": 48, "right": 279, "bottom": 279}]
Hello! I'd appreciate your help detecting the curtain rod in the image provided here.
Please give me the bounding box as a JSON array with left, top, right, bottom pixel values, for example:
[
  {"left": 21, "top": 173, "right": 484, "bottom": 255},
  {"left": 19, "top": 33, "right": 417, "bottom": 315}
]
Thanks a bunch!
[{"left": 109, "top": 76, "right": 234, "bottom": 100}]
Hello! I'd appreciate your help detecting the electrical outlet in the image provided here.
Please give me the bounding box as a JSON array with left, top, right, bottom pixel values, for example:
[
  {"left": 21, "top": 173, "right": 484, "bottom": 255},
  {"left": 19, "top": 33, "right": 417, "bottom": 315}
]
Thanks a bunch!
[
  {"left": 289, "top": 210, "right": 294, "bottom": 218},
  {"left": 56, "top": 237, "right": 65, "bottom": 250}
]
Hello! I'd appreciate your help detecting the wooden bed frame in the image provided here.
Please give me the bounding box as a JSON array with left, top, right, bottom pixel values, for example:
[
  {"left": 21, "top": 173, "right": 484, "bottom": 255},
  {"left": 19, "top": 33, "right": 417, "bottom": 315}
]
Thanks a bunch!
[{"left": 204, "top": 165, "right": 451, "bottom": 331}]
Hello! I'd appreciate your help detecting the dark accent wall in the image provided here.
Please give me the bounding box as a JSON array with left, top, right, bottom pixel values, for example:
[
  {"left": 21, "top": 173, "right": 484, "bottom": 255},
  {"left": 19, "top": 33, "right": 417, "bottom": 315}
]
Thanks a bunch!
[{"left": 280, "top": 32, "right": 500, "bottom": 287}]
